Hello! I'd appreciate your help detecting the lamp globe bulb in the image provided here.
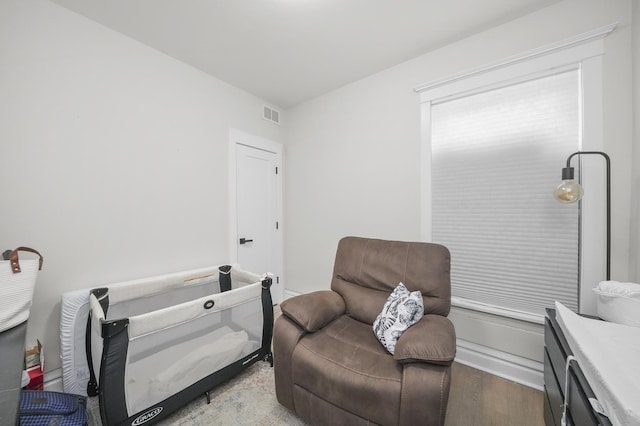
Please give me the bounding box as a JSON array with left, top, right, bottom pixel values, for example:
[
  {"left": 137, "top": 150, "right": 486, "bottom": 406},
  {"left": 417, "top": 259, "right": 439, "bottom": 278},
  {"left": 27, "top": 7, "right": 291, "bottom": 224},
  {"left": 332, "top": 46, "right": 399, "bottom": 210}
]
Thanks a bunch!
[{"left": 553, "top": 180, "right": 584, "bottom": 203}]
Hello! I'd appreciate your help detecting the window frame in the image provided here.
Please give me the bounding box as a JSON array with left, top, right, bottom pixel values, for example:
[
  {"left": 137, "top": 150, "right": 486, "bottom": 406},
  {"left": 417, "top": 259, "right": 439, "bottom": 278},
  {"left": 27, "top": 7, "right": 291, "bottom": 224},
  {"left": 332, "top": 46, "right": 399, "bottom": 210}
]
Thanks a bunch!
[{"left": 416, "top": 24, "right": 615, "bottom": 320}]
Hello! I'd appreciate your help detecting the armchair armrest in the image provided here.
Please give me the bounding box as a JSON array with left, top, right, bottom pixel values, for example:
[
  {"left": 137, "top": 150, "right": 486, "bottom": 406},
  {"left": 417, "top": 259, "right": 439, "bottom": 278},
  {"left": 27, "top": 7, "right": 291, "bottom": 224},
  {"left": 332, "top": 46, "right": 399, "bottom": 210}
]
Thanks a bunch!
[
  {"left": 280, "top": 291, "right": 346, "bottom": 333},
  {"left": 393, "top": 314, "right": 456, "bottom": 366}
]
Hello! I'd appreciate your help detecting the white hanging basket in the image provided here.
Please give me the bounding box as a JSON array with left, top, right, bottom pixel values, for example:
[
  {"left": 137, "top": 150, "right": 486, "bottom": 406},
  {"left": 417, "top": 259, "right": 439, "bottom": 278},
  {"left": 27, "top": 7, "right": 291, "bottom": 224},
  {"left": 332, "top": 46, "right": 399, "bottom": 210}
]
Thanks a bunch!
[{"left": 0, "top": 247, "right": 43, "bottom": 333}]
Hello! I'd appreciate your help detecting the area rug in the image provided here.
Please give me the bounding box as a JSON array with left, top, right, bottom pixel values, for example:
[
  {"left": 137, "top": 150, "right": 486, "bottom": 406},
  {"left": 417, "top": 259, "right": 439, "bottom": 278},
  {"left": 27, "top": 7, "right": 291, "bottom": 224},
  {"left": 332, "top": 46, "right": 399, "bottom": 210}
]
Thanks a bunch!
[{"left": 86, "top": 361, "right": 307, "bottom": 425}]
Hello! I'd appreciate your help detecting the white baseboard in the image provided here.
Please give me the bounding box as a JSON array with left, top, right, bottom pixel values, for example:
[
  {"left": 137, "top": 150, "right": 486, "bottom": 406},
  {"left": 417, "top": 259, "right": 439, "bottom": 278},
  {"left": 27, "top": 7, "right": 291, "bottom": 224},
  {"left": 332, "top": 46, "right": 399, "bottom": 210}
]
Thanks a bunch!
[{"left": 455, "top": 338, "right": 543, "bottom": 391}]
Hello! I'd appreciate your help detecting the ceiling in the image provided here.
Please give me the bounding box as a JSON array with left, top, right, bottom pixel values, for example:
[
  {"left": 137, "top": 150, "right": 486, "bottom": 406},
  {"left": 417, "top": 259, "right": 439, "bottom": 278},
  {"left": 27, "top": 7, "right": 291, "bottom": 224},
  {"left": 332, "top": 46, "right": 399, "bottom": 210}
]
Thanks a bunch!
[{"left": 50, "top": 0, "right": 560, "bottom": 109}]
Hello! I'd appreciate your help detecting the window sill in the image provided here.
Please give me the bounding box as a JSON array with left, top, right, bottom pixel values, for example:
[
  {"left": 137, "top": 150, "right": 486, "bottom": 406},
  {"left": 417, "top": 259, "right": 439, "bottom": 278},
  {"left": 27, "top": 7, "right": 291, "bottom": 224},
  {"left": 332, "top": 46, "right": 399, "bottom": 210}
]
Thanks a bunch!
[{"left": 451, "top": 297, "right": 545, "bottom": 325}]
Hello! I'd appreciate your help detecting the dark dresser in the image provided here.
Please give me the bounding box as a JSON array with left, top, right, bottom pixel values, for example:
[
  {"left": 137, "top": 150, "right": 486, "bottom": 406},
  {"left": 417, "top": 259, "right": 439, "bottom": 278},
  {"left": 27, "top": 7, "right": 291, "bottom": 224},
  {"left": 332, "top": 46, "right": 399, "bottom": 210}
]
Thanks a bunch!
[{"left": 544, "top": 308, "right": 612, "bottom": 426}]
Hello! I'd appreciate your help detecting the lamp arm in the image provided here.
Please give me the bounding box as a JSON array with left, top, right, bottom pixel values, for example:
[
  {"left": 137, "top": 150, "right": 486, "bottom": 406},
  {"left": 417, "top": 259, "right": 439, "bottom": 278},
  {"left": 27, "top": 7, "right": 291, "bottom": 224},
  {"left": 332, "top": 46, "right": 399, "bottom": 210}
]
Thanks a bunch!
[
  {"left": 565, "top": 151, "right": 611, "bottom": 280},
  {"left": 566, "top": 151, "right": 610, "bottom": 168}
]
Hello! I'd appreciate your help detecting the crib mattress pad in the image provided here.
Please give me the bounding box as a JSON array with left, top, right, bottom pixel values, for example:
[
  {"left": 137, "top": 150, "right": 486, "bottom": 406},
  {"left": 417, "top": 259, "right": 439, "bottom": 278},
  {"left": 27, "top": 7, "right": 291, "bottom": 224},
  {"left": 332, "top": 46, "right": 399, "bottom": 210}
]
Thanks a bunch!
[{"left": 126, "top": 325, "right": 258, "bottom": 413}]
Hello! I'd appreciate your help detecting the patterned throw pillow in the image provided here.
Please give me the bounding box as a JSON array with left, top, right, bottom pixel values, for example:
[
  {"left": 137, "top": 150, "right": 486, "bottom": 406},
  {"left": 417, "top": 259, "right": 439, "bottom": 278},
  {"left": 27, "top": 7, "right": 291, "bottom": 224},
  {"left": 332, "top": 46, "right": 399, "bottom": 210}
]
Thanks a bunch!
[{"left": 373, "top": 282, "right": 424, "bottom": 354}]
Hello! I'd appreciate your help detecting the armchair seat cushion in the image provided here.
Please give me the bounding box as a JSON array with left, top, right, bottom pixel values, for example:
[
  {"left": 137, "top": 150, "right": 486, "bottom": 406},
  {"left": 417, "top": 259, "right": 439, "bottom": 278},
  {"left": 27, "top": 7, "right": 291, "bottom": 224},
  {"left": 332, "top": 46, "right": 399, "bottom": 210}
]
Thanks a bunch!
[{"left": 293, "top": 315, "right": 402, "bottom": 426}]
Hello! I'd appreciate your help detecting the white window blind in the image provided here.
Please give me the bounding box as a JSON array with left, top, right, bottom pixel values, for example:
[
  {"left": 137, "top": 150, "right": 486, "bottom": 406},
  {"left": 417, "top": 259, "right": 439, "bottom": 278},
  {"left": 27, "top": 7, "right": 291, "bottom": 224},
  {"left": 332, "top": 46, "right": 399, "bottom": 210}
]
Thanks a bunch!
[{"left": 430, "top": 69, "right": 580, "bottom": 316}]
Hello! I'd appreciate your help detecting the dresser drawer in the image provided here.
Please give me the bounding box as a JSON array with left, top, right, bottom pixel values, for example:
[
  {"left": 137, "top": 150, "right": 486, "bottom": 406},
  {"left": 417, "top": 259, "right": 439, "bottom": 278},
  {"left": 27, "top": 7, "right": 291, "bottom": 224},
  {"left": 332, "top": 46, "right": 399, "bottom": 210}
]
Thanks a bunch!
[
  {"left": 544, "top": 317, "right": 569, "bottom": 392},
  {"left": 544, "top": 348, "right": 564, "bottom": 426},
  {"left": 543, "top": 385, "right": 555, "bottom": 426},
  {"left": 567, "top": 362, "right": 610, "bottom": 426}
]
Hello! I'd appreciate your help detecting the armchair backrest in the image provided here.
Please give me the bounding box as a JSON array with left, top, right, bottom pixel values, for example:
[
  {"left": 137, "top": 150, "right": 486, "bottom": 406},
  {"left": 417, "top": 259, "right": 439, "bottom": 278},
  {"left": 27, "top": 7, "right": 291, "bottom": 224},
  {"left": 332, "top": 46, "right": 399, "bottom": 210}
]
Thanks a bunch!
[{"left": 331, "top": 236, "right": 451, "bottom": 324}]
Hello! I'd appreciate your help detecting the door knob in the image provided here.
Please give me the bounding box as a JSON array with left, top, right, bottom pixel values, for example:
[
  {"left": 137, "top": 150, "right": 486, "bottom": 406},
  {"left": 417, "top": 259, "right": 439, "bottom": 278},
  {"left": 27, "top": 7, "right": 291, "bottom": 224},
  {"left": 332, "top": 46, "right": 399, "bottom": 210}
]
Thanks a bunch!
[{"left": 239, "top": 238, "right": 254, "bottom": 245}]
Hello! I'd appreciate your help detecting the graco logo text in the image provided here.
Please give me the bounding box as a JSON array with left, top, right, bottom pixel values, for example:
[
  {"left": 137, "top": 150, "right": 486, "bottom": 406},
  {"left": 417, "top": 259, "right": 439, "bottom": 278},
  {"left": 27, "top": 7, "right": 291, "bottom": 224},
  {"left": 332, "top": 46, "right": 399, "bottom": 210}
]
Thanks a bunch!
[{"left": 132, "top": 407, "right": 163, "bottom": 425}]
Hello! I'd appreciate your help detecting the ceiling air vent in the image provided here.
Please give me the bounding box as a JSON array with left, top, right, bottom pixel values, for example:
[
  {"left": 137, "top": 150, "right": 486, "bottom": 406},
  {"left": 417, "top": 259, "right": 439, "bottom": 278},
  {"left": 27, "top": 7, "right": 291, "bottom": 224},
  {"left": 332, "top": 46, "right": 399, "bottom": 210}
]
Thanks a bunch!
[{"left": 263, "top": 105, "right": 280, "bottom": 125}]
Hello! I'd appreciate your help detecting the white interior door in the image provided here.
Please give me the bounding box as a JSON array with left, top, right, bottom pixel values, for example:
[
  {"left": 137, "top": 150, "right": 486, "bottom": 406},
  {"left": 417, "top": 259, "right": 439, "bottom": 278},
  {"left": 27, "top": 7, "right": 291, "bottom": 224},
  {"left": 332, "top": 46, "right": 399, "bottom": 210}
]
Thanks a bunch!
[{"left": 230, "top": 130, "right": 283, "bottom": 303}]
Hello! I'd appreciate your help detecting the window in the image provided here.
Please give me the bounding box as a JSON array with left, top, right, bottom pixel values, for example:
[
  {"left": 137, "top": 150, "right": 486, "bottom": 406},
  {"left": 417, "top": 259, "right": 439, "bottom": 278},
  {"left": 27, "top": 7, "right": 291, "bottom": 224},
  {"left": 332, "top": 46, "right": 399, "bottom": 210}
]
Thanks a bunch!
[
  {"left": 431, "top": 69, "right": 580, "bottom": 316},
  {"left": 417, "top": 25, "right": 614, "bottom": 321}
]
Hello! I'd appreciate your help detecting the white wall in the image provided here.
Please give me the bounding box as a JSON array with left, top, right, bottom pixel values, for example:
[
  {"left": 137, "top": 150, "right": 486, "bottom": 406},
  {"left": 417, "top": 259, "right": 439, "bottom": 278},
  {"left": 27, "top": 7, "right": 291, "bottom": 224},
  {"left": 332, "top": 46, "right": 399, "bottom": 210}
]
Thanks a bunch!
[
  {"left": 285, "top": 0, "right": 633, "bottom": 376},
  {"left": 631, "top": 0, "right": 640, "bottom": 280},
  {"left": 0, "top": 0, "right": 283, "bottom": 375}
]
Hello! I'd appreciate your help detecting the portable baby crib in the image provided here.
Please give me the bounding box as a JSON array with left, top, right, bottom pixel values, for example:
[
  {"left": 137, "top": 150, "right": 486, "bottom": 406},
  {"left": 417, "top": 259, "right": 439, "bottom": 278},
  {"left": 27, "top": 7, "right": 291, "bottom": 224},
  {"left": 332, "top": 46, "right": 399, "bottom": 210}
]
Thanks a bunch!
[{"left": 85, "top": 265, "right": 273, "bottom": 426}]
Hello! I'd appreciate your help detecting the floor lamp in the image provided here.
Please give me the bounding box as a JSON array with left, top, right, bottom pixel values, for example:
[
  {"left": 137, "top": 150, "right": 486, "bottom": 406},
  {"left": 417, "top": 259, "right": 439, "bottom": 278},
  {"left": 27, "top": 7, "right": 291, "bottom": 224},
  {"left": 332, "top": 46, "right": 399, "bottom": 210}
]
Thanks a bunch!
[{"left": 553, "top": 151, "right": 611, "bottom": 281}]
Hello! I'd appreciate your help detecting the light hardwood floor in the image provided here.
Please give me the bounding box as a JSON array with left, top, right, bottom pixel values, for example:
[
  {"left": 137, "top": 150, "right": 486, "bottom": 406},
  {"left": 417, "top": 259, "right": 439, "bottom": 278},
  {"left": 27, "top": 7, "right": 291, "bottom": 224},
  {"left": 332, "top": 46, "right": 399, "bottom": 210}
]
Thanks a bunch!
[{"left": 445, "top": 362, "right": 545, "bottom": 426}]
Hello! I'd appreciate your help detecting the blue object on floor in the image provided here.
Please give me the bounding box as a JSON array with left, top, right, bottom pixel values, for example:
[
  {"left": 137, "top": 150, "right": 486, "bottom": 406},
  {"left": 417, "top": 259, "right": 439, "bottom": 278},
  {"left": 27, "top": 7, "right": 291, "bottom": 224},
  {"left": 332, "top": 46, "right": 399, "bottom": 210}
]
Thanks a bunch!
[{"left": 19, "top": 390, "right": 88, "bottom": 426}]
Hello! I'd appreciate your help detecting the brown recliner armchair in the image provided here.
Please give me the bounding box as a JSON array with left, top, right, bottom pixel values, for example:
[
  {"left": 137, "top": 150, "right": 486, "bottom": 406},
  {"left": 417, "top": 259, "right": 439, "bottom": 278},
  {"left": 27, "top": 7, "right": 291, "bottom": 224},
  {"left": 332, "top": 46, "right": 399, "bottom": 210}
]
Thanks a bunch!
[{"left": 274, "top": 236, "right": 456, "bottom": 426}]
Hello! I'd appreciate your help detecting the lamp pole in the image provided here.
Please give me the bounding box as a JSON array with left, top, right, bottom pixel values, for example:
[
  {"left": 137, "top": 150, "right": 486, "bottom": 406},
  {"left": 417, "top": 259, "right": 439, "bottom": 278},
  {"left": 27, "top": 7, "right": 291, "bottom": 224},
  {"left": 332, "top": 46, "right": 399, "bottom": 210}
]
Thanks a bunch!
[{"left": 557, "top": 151, "right": 611, "bottom": 281}]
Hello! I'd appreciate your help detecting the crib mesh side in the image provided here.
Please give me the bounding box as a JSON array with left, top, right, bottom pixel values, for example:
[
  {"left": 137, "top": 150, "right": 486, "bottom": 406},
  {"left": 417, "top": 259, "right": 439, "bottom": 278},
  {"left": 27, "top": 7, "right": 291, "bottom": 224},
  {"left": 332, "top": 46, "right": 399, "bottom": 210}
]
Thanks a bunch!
[
  {"left": 123, "top": 294, "right": 264, "bottom": 415},
  {"left": 106, "top": 266, "right": 259, "bottom": 320},
  {"left": 107, "top": 278, "right": 221, "bottom": 320}
]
